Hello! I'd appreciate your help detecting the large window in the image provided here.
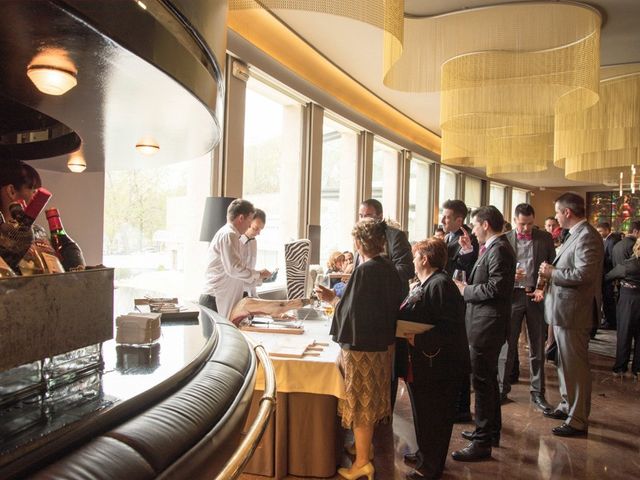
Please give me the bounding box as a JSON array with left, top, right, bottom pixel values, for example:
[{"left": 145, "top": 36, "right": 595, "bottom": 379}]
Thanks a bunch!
[
  {"left": 243, "top": 77, "right": 303, "bottom": 286},
  {"left": 465, "top": 176, "right": 483, "bottom": 213},
  {"left": 320, "top": 114, "right": 358, "bottom": 266},
  {"left": 372, "top": 139, "right": 400, "bottom": 222},
  {"left": 512, "top": 188, "right": 528, "bottom": 209},
  {"left": 408, "top": 155, "right": 431, "bottom": 241},
  {"left": 104, "top": 155, "right": 211, "bottom": 309},
  {"left": 489, "top": 183, "right": 506, "bottom": 214},
  {"left": 438, "top": 167, "right": 458, "bottom": 222}
]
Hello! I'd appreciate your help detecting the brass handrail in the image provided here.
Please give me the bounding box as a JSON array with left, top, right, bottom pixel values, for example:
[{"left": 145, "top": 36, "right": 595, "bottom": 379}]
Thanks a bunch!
[{"left": 214, "top": 344, "right": 276, "bottom": 480}]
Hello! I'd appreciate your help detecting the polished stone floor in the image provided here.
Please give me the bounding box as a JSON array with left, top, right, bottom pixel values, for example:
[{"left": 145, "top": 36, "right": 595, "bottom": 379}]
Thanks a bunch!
[{"left": 261, "top": 338, "right": 640, "bottom": 479}]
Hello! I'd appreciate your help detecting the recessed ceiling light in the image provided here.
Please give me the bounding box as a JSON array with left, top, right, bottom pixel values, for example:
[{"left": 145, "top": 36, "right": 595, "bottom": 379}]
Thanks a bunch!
[
  {"left": 136, "top": 139, "right": 160, "bottom": 155},
  {"left": 67, "top": 153, "right": 87, "bottom": 173},
  {"left": 27, "top": 65, "right": 77, "bottom": 96}
]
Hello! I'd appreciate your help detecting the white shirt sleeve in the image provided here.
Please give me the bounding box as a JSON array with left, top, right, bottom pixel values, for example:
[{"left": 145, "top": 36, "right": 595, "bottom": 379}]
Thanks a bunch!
[{"left": 220, "top": 232, "right": 260, "bottom": 282}]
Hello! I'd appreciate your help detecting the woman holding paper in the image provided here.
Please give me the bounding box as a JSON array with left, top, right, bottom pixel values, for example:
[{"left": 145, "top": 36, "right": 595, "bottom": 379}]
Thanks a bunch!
[
  {"left": 399, "top": 238, "right": 470, "bottom": 480},
  {"left": 316, "top": 219, "right": 404, "bottom": 480}
]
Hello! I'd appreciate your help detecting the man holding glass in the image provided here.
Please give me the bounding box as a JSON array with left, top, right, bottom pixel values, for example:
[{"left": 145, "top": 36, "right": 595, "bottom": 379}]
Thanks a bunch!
[
  {"left": 499, "top": 203, "right": 556, "bottom": 410},
  {"left": 452, "top": 206, "right": 516, "bottom": 462}
]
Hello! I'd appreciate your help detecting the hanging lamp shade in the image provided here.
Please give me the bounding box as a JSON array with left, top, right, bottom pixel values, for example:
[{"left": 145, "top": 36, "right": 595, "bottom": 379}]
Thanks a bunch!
[{"left": 556, "top": 67, "right": 640, "bottom": 183}]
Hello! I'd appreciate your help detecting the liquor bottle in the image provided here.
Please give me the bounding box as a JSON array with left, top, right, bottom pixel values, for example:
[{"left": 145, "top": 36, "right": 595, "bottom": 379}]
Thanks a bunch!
[
  {"left": 46, "top": 208, "right": 85, "bottom": 271},
  {"left": 536, "top": 261, "right": 548, "bottom": 290},
  {"left": 0, "top": 213, "right": 18, "bottom": 277},
  {"left": 9, "top": 199, "right": 64, "bottom": 275}
]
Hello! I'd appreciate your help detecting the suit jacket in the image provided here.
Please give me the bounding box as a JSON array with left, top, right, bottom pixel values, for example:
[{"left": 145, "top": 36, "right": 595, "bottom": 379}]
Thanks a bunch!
[
  {"left": 445, "top": 225, "right": 479, "bottom": 279},
  {"left": 603, "top": 232, "right": 622, "bottom": 273},
  {"left": 463, "top": 235, "right": 516, "bottom": 349},
  {"left": 544, "top": 221, "right": 604, "bottom": 329},
  {"left": 355, "top": 223, "right": 414, "bottom": 294},
  {"left": 398, "top": 270, "right": 471, "bottom": 382},
  {"left": 611, "top": 235, "right": 636, "bottom": 267},
  {"left": 505, "top": 228, "right": 556, "bottom": 288}
]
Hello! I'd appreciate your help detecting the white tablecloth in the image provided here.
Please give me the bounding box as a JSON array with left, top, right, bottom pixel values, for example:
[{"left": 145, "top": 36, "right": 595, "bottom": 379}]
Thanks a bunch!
[{"left": 241, "top": 317, "right": 345, "bottom": 399}]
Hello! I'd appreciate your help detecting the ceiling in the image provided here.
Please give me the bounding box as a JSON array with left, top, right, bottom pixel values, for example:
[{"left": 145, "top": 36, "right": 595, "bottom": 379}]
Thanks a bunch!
[{"left": 270, "top": 0, "right": 640, "bottom": 188}]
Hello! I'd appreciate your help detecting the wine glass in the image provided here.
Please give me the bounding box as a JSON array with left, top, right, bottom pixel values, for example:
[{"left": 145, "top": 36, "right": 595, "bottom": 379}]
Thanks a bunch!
[
  {"left": 515, "top": 262, "right": 526, "bottom": 288},
  {"left": 452, "top": 269, "right": 466, "bottom": 284}
]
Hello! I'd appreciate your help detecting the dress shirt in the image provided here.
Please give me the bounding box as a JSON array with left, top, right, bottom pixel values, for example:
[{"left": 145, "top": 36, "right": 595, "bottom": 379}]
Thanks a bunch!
[
  {"left": 202, "top": 223, "right": 261, "bottom": 318},
  {"left": 462, "top": 232, "right": 500, "bottom": 256},
  {"left": 240, "top": 234, "right": 260, "bottom": 297},
  {"left": 516, "top": 236, "right": 535, "bottom": 288},
  {"left": 569, "top": 219, "right": 587, "bottom": 236}
]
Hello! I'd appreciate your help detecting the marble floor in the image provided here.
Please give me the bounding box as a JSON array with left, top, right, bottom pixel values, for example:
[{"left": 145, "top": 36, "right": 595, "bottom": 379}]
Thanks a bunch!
[{"left": 250, "top": 339, "right": 640, "bottom": 479}]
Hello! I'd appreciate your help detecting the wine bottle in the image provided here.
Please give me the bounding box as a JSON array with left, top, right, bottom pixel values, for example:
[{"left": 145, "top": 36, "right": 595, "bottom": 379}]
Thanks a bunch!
[
  {"left": 46, "top": 208, "right": 85, "bottom": 271},
  {"left": 0, "top": 213, "right": 18, "bottom": 277},
  {"left": 9, "top": 200, "right": 64, "bottom": 275}
]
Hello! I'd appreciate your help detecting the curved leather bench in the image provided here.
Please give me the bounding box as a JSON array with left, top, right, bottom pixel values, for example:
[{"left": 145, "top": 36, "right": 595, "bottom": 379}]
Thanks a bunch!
[{"left": 25, "top": 311, "right": 256, "bottom": 480}]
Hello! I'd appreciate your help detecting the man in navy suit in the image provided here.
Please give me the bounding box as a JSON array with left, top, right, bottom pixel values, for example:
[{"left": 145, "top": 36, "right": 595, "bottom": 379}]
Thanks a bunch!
[{"left": 452, "top": 206, "right": 516, "bottom": 461}]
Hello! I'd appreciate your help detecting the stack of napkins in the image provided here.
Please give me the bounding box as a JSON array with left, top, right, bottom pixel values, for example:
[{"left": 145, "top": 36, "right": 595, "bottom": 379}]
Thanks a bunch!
[{"left": 116, "top": 312, "right": 162, "bottom": 345}]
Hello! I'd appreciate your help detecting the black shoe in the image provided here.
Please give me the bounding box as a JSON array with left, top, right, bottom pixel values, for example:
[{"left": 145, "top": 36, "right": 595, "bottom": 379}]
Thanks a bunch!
[
  {"left": 531, "top": 393, "right": 552, "bottom": 412},
  {"left": 451, "top": 442, "right": 492, "bottom": 462},
  {"left": 461, "top": 430, "right": 499, "bottom": 447},
  {"left": 552, "top": 423, "right": 588, "bottom": 437},
  {"left": 543, "top": 408, "right": 568, "bottom": 420},
  {"left": 454, "top": 411, "right": 473, "bottom": 423},
  {"left": 404, "top": 452, "right": 420, "bottom": 468},
  {"left": 500, "top": 392, "right": 510, "bottom": 405}
]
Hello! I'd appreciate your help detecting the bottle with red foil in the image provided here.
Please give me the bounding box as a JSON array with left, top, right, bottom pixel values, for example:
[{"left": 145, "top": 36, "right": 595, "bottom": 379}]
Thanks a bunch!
[
  {"left": 8, "top": 187, "right": 52, "bottom": 226},
  {"left": 46, "top": 208, "right": 85, "bottom": 271}
]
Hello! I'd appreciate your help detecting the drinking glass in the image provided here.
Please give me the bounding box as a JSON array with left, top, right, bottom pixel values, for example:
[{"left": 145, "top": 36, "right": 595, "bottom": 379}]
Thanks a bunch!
[
  {"left": 452, "top": 269, "right": 466, "bottom": 284},
  {"left": 515, "top": 262, "right": 526, "bottom": 288}
]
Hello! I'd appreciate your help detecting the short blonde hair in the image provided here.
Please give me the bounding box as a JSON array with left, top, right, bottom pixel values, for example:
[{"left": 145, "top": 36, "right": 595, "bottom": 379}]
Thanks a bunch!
[
  {"left": 327, "top": 251, "right": 345, "bottom": 271},
  {"left": 352, "top": 219, "right": 386, "bottom": 257},
  {"left": 633, "top": 238, "right": 640, "bottom": 258}
]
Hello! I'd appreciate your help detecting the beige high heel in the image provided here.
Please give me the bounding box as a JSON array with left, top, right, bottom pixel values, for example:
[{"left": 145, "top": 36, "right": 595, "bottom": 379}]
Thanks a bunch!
[
  {"left": 338, "top": 462, "right": 374, "bottom": 480},
  {"left": 345, "top": 443, "right": 374, "bottom": 460}
]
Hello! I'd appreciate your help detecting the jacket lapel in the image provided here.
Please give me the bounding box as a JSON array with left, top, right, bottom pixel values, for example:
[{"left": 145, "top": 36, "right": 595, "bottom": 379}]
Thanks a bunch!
[
  {"left": 469, "top": 236, "right": 500, "bottom": 283},
  {"left": 553, "top": 223, "right": 583, "bottom": 265}
]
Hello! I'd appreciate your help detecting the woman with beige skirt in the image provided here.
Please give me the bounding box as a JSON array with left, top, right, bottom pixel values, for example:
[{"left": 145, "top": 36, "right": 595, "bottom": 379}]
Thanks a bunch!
[{"left": 317, "top": 219, "right": 404, "bottom": 480}]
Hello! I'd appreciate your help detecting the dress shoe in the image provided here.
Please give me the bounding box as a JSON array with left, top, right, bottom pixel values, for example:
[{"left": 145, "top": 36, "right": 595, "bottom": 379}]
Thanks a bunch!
[
  {"left": 461, "top": 430, "right": 500, "bottom": 447},
  {"left": 403, "top": 452, "right": 420, "bottom": 467},
  {"left": 338, "top": 462, "right": 374, "bottom": 480},
  {"left": 500, "top": 392, "right": 510, "bottom": 405},
  {"left": 345, "top": 443, "right": 374, "bottom": 460},
  {"left": 543, "top": 408, "right": 568, "bottom": 420},
  {"left": 552, "top": 423, "right": 588, "bottom": 437},
  {"left": 451, "top": 442, "right": 492, "bottom": 462},
  {"left": 531, "top": 393, "right": 552, "bottom": 412},
  {"left": 454, "top": 411, "right": 473, "bottom": 423}
]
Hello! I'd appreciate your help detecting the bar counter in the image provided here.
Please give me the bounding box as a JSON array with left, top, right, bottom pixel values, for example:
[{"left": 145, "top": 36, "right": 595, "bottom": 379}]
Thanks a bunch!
[{"left": 0, "top": 307, "right": 257, "bottom": 480}]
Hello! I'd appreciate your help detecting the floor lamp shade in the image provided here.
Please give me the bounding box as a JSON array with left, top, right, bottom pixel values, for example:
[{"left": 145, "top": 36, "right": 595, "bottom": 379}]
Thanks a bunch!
[{"left": 199, "top": 197, "right": 236, "bottom": 242}]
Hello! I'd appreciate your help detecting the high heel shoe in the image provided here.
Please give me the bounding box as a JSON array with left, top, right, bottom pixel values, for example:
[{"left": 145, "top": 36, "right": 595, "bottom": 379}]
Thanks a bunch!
[
  {"left": 338, "top": 462, "right": 375, "bottom": 480},
  {"left": 345, "top": 444, "right": 374, "bottom": 459}
]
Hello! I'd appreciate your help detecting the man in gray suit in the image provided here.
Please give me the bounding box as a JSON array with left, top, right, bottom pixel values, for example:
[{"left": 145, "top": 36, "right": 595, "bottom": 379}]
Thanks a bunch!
[
  {"left": 537, "top": 192, "right": 604, "bottom": 436},
  {"left": 499, "top": 203, "right": 556, "bottom": 410}
]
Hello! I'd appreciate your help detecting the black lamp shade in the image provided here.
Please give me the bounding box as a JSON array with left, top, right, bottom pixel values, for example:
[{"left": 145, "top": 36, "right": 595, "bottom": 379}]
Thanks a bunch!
[{"left": 199, "top": 196, "right": 236, "bottom": 242}]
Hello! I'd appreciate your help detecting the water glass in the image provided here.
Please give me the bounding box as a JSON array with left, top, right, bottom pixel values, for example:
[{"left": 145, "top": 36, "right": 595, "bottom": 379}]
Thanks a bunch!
[{"left": 453, "top": 269, "right": 466, "bottom": 284}]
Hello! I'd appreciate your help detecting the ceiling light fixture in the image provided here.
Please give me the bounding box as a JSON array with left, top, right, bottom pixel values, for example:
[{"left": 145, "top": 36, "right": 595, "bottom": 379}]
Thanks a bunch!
[
  {"left": 135, "top": 139, "right": 160, "bottom": 156},
  {"left": 67, "top": 153, "right": 87, "bottom": 173},
  {"left": 27, "top": 65, "right": 77, "bottom": 96}
]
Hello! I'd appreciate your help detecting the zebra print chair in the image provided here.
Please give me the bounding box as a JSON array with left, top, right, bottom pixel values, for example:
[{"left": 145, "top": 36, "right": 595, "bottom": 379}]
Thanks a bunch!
[{"left": 284, "top": 239, "right": 311, "bottom": 300}]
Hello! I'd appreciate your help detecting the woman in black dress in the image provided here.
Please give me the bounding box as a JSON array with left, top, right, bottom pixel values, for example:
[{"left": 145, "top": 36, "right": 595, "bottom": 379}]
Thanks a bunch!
[
  {"left": 316, "top": 219, "right": 404, "bottom": 480},
  {"left": 399, "top": 238, "right": 471, "bottom": 480}
]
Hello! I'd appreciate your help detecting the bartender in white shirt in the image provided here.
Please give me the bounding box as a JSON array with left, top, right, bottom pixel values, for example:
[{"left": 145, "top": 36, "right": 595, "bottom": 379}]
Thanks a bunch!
[
  {"left": 199, "top": 199, "right": 271, "bottom": 318},
  {"left": 240, "top": 208, "right": 266, "bottom": 297}
]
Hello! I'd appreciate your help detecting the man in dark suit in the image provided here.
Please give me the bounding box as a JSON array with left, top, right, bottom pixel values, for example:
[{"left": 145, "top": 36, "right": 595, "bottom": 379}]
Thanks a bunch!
[
  {"left": 442, "top": 199, "right": 479, "bottom": 279},
  {"left": 441, "top": 199, "right": 478, "bottom": 422},
  {"left": 612, "top": 221, "right": 640, "bottom": 267},
  {"left": 538, "top": 192, "right": 604, "bottom": 437},
  {"left": 452, "top": 206, "right": 516, "bottom": 461},
  {"left": 498, "top": 203, "right": 556, "bottom": 411},
  {"left": 357, "top": 198, "right": 414, "bottom": 289},
  {"left": 596, "top": 222, "right": 622, "bottom": 330}
]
